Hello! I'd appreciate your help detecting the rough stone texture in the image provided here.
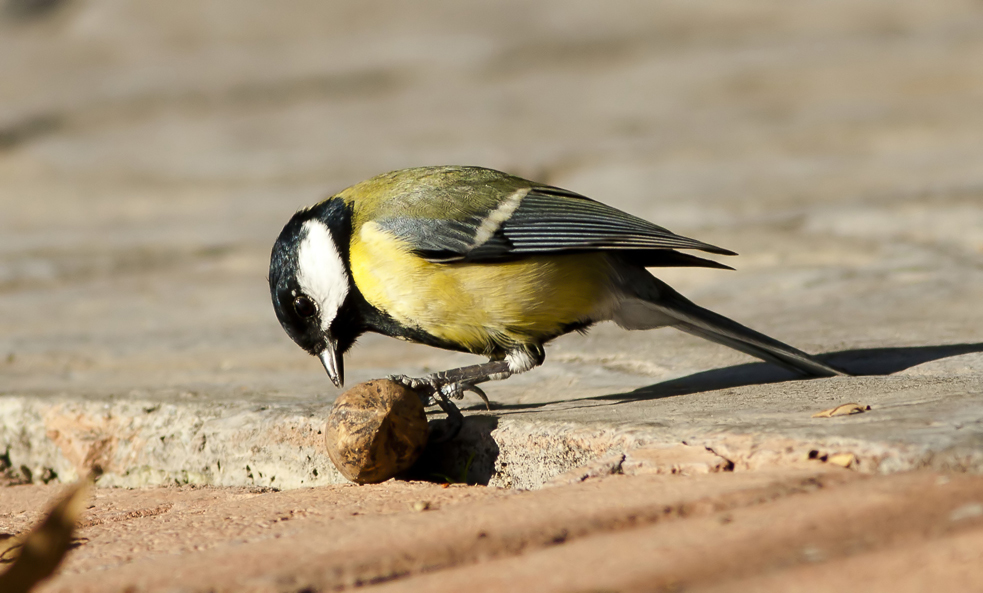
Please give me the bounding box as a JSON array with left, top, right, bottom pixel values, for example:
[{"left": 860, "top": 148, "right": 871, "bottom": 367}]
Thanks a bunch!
[
  {"left": 1, "top": 0, "right": 982, "bottom": 490},
  {"left": 0, "top": 396, "right": 341, "bottom": 489}
]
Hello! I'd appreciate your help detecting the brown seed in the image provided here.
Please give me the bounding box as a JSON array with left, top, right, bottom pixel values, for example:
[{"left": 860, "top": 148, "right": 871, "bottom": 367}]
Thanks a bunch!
[{"left": 323, "top": 379, "right": 429, "bottom": 484}]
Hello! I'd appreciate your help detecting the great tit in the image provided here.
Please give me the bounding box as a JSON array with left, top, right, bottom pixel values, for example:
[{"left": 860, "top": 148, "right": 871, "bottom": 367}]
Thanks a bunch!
[{"left": 269, "top": 165, "right": 844, "bottom": 409}]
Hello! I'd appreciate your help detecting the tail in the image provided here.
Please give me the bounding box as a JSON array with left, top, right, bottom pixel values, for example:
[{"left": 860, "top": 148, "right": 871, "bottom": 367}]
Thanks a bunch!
[{"left": 611, "top": 273, "right": 847, "bottom": 378}]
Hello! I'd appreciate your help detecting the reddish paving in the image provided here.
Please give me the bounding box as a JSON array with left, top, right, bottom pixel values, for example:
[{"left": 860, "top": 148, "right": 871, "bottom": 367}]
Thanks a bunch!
[{"left": 2, "top": 465, "right": 982, "bottom": 592}]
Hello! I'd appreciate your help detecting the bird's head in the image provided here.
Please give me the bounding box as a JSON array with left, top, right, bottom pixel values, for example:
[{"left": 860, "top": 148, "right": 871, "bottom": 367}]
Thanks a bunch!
[{"left": 269, "top": 198, "right": 359, "bottom": 388}]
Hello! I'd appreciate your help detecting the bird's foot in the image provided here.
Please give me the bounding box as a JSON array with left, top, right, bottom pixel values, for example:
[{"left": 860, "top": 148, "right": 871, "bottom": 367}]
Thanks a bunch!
[
  {"left": 388, "top": 361, "right": 511, "bottom": 443},
  {"left": 388, "top": 374, "right": 492, "bottom": 410},
  {"left": 387, "top": 374, "right": 464, "bottom": 443},
  {"left": 388, "top": 372, "right": 496, "bottom": 444},
  {"left": 387, "top": 373, "right": 440, "bottom": 406}
]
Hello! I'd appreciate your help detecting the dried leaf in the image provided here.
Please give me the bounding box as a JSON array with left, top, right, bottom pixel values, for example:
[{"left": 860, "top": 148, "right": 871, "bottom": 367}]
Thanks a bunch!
[
  {"left": 812, "top": 403, "right": 870, "bottom": 418},
  {"left": 826, "top": 453, "right": 857, "bottom": 468},
  {"left": 0, "top": 476, "right": 93, "bottom": 593}
]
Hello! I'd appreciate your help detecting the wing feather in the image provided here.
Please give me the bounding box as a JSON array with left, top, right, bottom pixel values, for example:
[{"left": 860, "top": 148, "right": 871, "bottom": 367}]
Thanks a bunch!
[{"left": 375, "top": 182, "right": 735, "bottom": 268}]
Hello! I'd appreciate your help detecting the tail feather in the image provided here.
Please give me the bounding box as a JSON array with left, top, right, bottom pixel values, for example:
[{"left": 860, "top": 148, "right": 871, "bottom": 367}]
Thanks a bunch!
[
  {"left": 661, "top": 292, "right": 846, "bottom": 378},
  {"left": 613, "top": 268, "right": 847, "bottom": 377},
  {"left": 672, "top": 318, "right": 844, "bottom": 377}
]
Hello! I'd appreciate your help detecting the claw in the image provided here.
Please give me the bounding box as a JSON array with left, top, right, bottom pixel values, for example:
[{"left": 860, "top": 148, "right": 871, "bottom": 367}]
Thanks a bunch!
[{"left": 462, "top": 384, "right": 491, "bottom": 411}]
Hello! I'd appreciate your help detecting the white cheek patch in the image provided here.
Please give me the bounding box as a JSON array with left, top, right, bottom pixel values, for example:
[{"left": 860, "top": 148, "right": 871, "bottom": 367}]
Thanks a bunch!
[{"left": 296, "top": 219, "right": 350, "bottom": 332}]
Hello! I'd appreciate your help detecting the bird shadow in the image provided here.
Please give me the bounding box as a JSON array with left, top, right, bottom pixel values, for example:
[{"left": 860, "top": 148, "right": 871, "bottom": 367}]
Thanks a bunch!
[
  {"left": 409, "top": 342, "right": 983, "bottom": 485},
  {"left": 491, "top": 341, "right": 983, "bottom": 410}
]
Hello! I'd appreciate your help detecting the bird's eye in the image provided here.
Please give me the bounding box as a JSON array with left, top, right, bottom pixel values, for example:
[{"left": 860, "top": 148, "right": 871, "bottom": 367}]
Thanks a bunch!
[{"left": 293, "top": 296, "right": 317, "bottom": 318}]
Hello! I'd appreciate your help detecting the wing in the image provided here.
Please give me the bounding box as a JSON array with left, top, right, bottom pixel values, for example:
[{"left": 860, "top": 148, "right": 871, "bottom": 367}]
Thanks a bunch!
[{"left": 369, "top": 168, "right": 735, "bottom": 269}]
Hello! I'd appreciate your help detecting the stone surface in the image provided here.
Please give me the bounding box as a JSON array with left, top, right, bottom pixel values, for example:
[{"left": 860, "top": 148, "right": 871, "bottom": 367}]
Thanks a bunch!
[{"left": 1, "top": 0, "right": 982, "bottom": 491}]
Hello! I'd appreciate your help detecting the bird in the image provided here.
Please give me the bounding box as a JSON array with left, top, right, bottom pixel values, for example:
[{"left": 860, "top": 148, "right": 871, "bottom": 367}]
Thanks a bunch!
[{"left": 269, "top": 165, "right": 845, "bottom": 424}]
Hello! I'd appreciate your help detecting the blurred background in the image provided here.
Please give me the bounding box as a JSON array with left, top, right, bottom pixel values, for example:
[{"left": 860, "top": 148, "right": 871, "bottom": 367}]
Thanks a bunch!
[{"left": 2, "top": 0, "right": 982, "bottom": 405}]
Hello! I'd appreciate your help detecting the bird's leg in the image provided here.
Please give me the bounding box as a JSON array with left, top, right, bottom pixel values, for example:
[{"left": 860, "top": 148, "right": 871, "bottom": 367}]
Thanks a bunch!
[
  {"left": 390, "top": 360, "right": 512, "bottom": 409},
  {"left": 428, "top": 391, "right": 465, "bottom": 444},
  {"left": 391, "top": 350, "right": 543, "bottom": 443},
  {"left": 390, "top": 360, "right": 511, "bottom": 444}
]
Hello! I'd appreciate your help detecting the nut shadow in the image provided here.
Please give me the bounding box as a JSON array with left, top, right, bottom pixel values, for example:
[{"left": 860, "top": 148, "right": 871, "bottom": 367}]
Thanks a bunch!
[{"left": 402, "top": 415, "right": 501, "bottom": 486}]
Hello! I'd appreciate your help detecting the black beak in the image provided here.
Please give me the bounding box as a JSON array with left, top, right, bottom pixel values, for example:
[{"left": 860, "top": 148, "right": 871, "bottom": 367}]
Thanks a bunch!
[{"left": 318, "top": 339, "right": 344, "bottom": 388}]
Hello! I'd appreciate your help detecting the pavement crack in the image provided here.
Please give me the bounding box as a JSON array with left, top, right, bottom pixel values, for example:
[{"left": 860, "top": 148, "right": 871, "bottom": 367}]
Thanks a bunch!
[
  {"left": 79, "top": 503, "right": 174, "bottom": 528},
  {"left": 702, "top": 445, "right": 736, "bottom": 472}
]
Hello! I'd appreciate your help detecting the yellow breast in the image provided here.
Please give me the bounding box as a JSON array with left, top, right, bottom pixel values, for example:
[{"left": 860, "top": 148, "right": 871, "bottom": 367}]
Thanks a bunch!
[{"left": 349, "top": 222, "right": 614, "bottom": 355}]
